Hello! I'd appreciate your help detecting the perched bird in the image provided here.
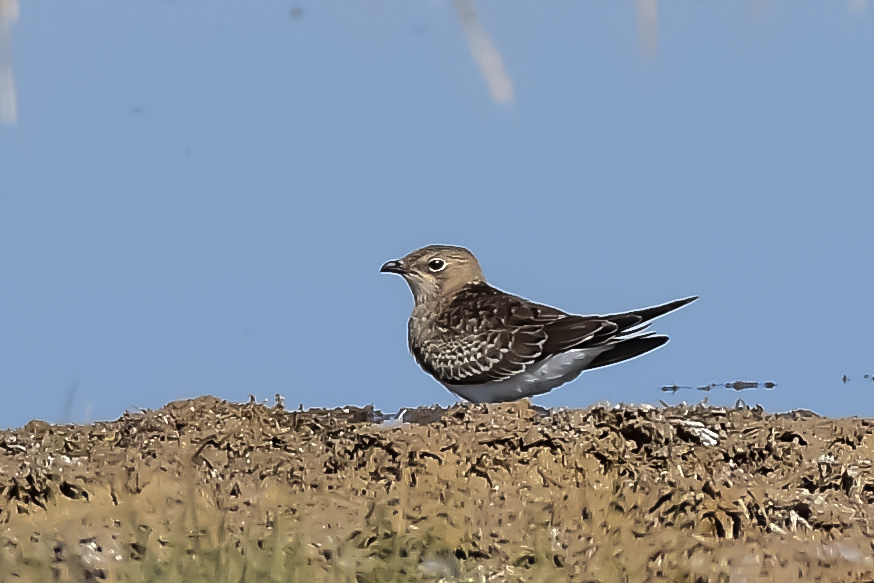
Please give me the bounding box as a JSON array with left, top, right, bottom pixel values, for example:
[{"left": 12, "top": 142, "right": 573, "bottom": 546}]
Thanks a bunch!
[{"left": 380, "top": 245, "right": 697, "bottom": 403}]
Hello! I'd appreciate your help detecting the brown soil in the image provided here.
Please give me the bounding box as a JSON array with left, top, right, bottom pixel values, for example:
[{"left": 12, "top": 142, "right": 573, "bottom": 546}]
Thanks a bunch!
[{"left": 1, "top": 396, "right": 873, "bottom": 582}]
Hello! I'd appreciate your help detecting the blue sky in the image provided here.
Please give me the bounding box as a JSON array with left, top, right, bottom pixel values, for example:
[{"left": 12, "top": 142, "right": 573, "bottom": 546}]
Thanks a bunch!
[{"left": 1, "top": 0, "right": 873, "bottom": 429}]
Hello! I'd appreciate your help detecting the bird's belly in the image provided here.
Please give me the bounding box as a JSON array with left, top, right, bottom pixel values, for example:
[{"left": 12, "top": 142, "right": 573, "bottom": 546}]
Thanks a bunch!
[{"left": 444, "top": 347, "right": 607, "bottom": 403}]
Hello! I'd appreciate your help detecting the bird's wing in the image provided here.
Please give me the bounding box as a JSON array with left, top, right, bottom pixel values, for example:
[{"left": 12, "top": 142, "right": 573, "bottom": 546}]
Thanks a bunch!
[
  {"left": 412, "top": 285, "right": 614, "bottom": 385},
  {"left": 537, "top": 296, "right": 700, "bottom": 354},
  {"left": 539, "top": 314, "right": 620, "bottom": 354},
  {"left": 598, "top": 296, "right": 699, "bottom": 335}
]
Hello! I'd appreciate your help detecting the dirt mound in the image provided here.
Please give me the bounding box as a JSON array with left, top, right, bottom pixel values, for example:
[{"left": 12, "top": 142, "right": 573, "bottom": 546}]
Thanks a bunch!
[{"left": 1, "top": 396, "right": 873, "bottom": 582}]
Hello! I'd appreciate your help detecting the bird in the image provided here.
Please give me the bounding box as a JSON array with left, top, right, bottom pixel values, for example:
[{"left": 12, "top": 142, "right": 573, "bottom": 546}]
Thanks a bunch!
[{"left": 380, "top": 245, "right": 697, "bottom": 403}]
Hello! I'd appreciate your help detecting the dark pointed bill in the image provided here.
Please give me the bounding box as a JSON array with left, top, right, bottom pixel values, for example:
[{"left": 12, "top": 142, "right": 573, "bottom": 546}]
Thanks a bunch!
[{"left": 380, "top": 260, "right": 406, "bottom": 274}]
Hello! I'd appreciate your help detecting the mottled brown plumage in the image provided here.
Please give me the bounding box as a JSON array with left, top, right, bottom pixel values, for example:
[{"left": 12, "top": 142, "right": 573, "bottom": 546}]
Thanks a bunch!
[{"left": 381, "top": 245, "right": 696, "bottom": 403}]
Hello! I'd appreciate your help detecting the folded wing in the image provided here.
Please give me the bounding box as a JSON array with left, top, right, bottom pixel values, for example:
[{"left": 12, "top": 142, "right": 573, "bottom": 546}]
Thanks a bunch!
[{"left": 411, "top": 285, "right": 697, "bottom": 386}]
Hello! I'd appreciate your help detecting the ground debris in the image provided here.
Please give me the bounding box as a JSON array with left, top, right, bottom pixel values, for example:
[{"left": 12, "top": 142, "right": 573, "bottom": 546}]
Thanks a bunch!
[{"left": 1, "top": 396, "right": 873, "bottom": 582}]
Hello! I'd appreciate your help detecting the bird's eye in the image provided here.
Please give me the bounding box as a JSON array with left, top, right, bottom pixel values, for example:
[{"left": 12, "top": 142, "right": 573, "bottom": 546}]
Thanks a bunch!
[{"left": 428, "top": 258, "right": 446, "bottom": 272}]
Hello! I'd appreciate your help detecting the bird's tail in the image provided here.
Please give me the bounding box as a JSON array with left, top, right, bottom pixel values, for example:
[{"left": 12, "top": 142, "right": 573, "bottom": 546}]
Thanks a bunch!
[
  {"left": 585, "top": 336, "right": 669, "bottom": 370},
  {"left": 585, "top": 296, "right": 697, "bottom": 369}
]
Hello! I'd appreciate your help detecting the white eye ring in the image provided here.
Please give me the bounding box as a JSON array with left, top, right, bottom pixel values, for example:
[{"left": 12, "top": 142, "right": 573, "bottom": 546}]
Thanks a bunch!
[{"left": 427, "top": 258, "right": 447, "bottom": 272}]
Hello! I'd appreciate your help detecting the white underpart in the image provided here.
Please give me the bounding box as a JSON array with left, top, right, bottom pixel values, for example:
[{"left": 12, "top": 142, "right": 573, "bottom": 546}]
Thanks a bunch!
[{"left": 444, "top": 346, "right": 610, "bottom": 403}]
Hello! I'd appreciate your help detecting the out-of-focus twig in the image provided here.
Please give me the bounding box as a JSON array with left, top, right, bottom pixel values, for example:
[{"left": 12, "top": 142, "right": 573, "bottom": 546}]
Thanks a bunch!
[
  {"left": 635, "top": 0, "right": 657, "bottom": 58},
  {"left": 0, "top": 0, "right": 18, "bottom": 124},
  {"left": 453, "top": 0, "right": 514, "bottom": 104},
  {"left": 848, "top": 0, "right": 868, "bottom": 14}
]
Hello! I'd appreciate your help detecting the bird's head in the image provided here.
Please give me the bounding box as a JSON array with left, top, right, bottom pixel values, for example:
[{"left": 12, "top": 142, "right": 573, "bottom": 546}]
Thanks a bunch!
[{"left": 380, "top": 245, "right": 485, "bottom": 304}]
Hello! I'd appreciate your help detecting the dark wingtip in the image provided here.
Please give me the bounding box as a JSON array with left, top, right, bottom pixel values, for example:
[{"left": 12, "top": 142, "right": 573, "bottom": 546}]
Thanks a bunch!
[
  {"left": 651, "top": 295, "right": 699, "bottom": 318},
  {"left": 654, "top": 296, "right": 699, "bottom": 313},
  {"left": 606, "top": 295, "right": 698, "bottom": 334}
]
